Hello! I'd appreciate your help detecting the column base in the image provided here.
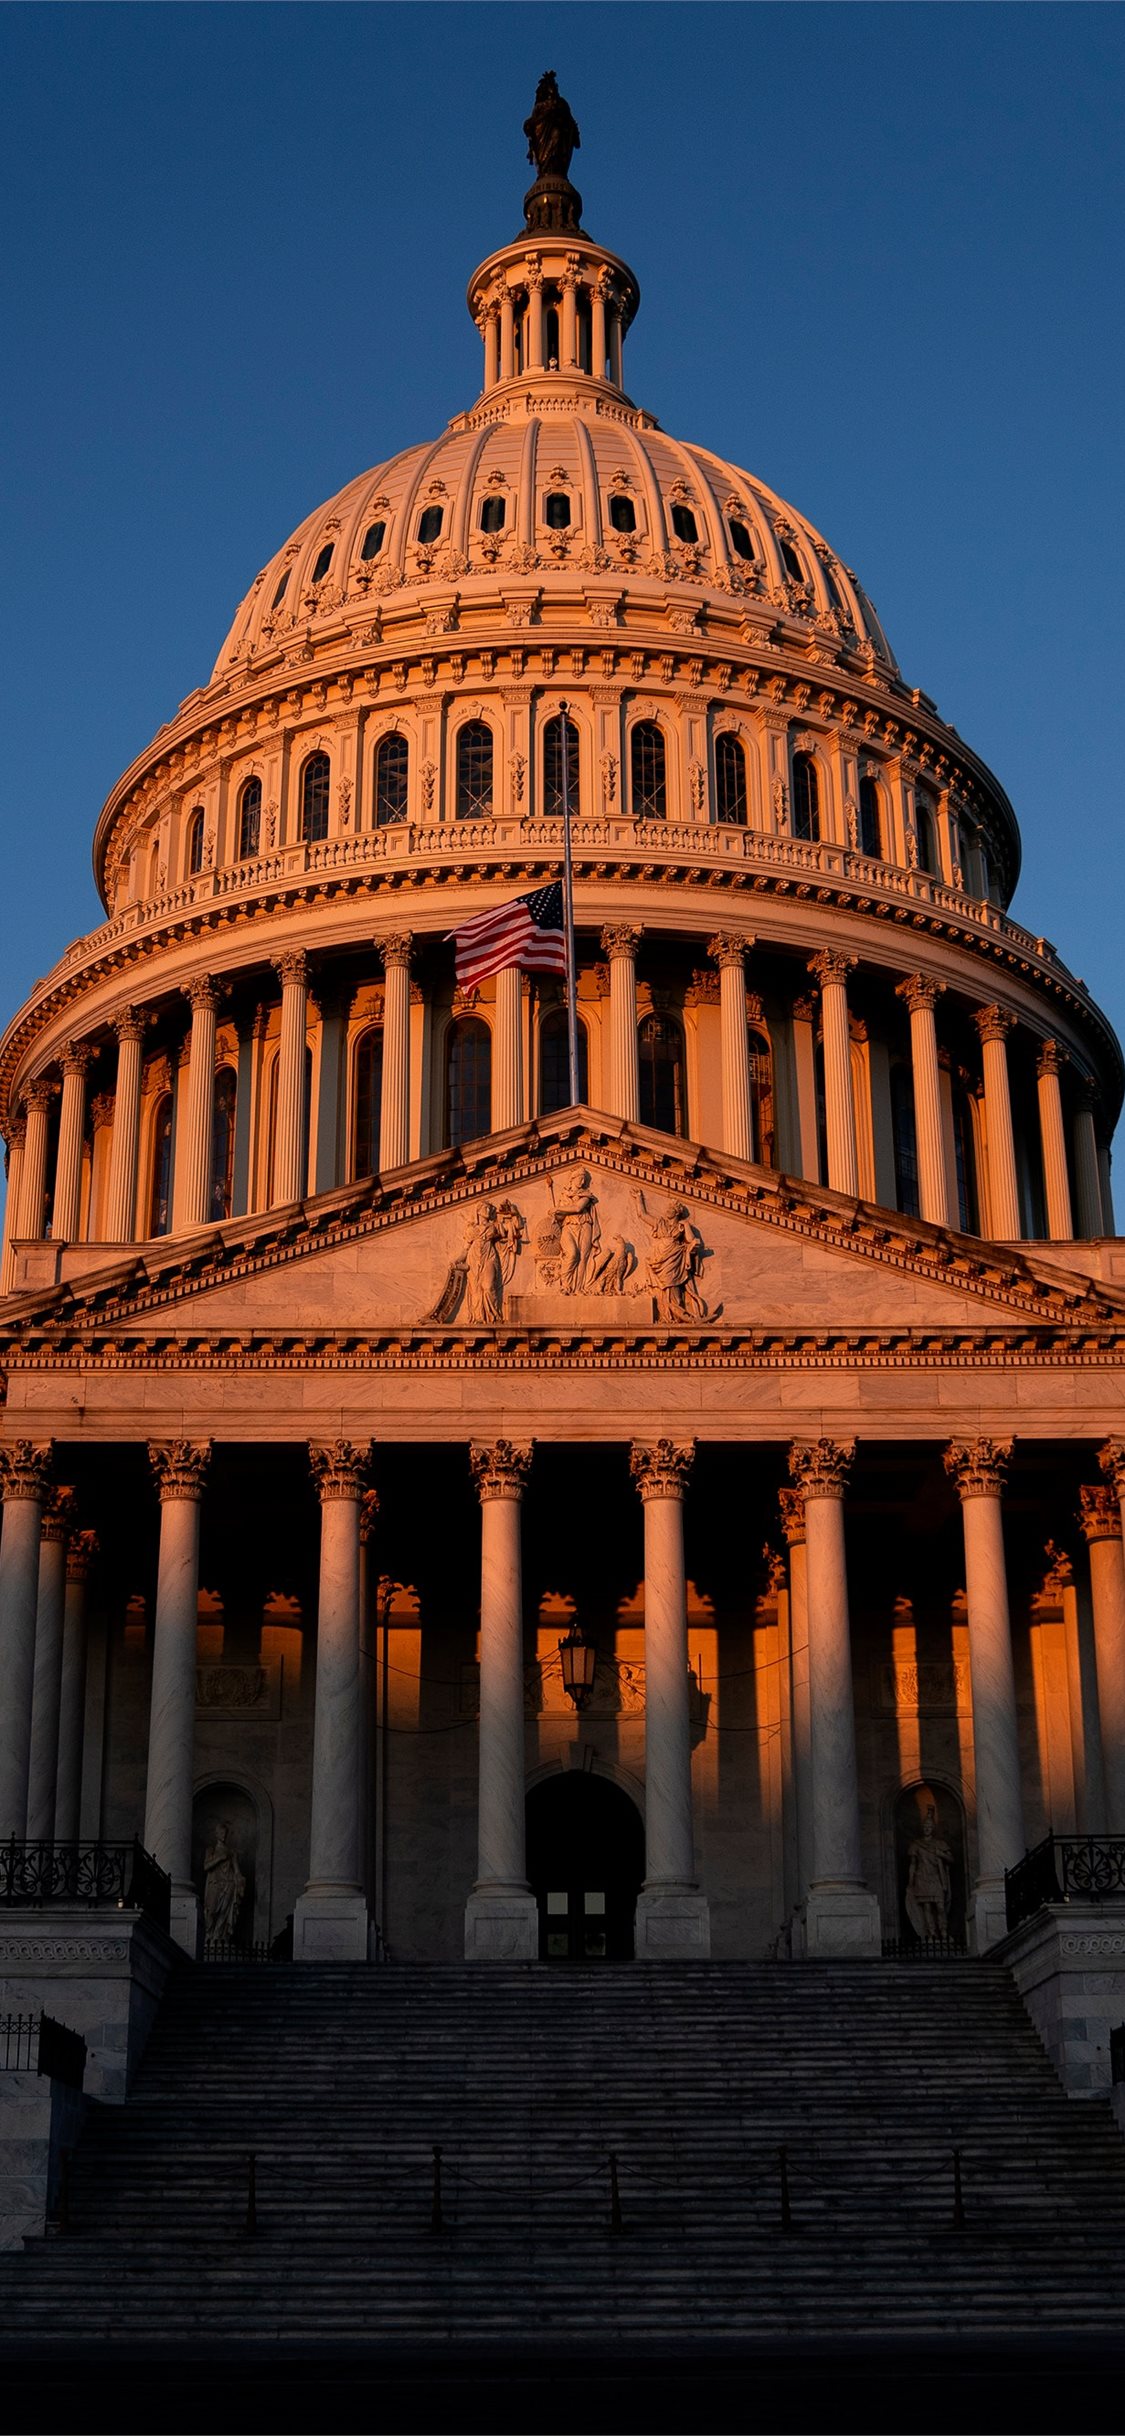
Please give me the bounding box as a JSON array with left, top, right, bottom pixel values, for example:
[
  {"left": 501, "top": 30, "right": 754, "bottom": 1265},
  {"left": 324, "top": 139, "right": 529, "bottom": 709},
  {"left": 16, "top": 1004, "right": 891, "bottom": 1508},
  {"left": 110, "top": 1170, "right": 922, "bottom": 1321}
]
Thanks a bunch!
[
  {"left": 634, "top": 1887, "right": 711, "bottom": 1958},
  {"left": 803, "top": 1885, "right": 881, "bottom": 1958},
  {"left": 169, "top": 1889, "right": 201, "bottom": 1961},
  {"left": 292, "top": 1890, "right": 370, "bottom": 1962},
  {"left": 970, "top": 1878, "right": 1010, "bottom": 1955},
  {"left": 464, "top": 1888, "right": 539, "bottom": 1961}
]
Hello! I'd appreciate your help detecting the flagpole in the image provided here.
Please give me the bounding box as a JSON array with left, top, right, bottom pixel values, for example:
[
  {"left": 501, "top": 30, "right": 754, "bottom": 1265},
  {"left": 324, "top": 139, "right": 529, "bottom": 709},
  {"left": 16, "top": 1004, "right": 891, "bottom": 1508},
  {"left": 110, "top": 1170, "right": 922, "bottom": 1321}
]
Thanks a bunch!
[{"left": 558, "top": 698, "right": 581, "bottom": 1106}]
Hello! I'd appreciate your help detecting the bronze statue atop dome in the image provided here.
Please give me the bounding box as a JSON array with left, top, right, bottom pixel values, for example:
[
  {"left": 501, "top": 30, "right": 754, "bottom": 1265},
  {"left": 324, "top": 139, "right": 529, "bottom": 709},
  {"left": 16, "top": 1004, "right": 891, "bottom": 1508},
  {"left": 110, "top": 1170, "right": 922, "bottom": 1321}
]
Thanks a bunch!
[{"left": 522, "top": 71, "right": 583, "bottom": 234}]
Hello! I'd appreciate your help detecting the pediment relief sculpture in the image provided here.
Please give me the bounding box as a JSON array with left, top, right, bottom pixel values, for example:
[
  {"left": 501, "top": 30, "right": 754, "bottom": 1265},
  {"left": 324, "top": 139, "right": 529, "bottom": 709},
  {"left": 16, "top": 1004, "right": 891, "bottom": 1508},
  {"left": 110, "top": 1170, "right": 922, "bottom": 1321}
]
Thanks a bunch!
[{"left": 418, "top": 1170, "right": 716, "bottom": 1325}]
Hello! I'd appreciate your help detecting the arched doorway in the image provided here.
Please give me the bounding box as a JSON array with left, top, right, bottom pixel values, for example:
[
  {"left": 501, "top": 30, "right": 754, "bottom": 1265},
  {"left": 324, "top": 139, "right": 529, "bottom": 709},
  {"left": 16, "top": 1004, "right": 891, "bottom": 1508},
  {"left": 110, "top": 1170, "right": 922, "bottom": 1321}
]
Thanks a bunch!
[{"left": 525, "top": 1773, "right": 645, "bottom": 1961}]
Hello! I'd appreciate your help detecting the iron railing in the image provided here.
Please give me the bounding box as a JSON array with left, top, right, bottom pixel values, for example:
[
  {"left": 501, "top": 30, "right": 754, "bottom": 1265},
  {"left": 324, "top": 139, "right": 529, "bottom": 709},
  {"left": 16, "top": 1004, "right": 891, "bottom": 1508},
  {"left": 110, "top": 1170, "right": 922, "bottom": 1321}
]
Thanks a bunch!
[
  {"left": 1005, "top": 1833, "right": 1125, "bottom": 1932},
  {"left": 881, "top": 1935, "right": 968, "bottom": 1961},
  {"left": 1, "top": 2011, "right": 86, "bottom": 2088},
  {"left": 0, "top": 1838, "right": 171, "bottom": 1933}
]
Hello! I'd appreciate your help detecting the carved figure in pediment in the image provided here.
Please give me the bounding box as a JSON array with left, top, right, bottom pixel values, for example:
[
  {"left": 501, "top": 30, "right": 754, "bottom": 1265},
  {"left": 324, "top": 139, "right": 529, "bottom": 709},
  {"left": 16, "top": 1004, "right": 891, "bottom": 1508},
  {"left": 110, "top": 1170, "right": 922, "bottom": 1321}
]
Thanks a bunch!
[
  {"left": 538, "top": 1171, "right": 636, "bottom": 1297},
  {"left": 633, "top": 1191, "right": 712, "bottom": 1322},
  {"left": 422, "top": 1198, "right": 526, "bottom": 1324}
]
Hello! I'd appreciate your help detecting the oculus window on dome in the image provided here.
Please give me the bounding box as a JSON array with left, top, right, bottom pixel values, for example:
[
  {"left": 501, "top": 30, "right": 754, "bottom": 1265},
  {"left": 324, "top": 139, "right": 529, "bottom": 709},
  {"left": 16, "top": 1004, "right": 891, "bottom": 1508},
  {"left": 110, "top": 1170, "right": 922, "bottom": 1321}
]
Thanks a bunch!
[
  {"left": 311, "top": 543, "right": 334, "bottom": 584},
  {"left": 479, "top": 495, "right": 506, "bottom": 535},
  {"left": 671, "top": 504, "right": 698, "bottom": 545},
  {"left": 545, "top": 493, "right": 571, "bottom": 531},
  {"left": 609, "top": 493, "right": 636, "bottom": 534},
  {"left": 418, "top": 505, "right": 443, "bottom": 546},
  {"left": 360, "top": 520, "right": 386, "bottom": 562},
  {"left": 729, "top": 518, "right": 755, "bottom": 562},
  {"left": 270, "top": 571, "right": 289, "bottom": 611}
]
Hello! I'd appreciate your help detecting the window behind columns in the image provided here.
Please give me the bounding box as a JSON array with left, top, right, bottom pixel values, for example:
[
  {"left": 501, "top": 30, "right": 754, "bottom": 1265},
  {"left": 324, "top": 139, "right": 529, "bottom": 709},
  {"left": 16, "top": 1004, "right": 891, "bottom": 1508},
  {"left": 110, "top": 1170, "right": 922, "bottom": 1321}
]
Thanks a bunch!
[
  {"left": 715, "top": 733, "right": 747, "bottom": 826},
  {"left": 890, "top": 1063, "right": 920, "bottom": 1218},
  {"left": 446, "top": 1018, "right": 492, "bottom": 1147},
  {"left": 187, "top": 806, "right": 206, "bottom": 875},
  {"left": 539, "top": 1007, "right": 588, "bottom": 1113},
  {"left": 631, "top": 721, "right": 667, "bottom": 819},
  {"left": 858, "top": 775, "right": 883, "bottom": 858},
  {"left": 749, "top": 1024, "right": 776, "bottom": 1166},
  {"left": 638, "top": 1014, "right": 685, "bottom": 1136},
  {"left": 301, "top": 753, "right": 330, "bottom": 844},
  {"left": 149, "top": 1094, "right": 174, "bottom": 1237},
  {"left": 455, "top": 721, "right": 494, "bottom": 819},
  {"left": 238, "top": 777, "right": 261, "bottom": 859},
  {"left": 374, "top": 733, "right": 409, "bottom": 826},
  {"left": 952, "top": 1080, "right": 980, "bottom": 1233},
  {"left": 352, "top": 1027, "right": 383, "bottom": 1177},
  {"left": 543, "top": 715, "right": 580, "bottom": 817},
  {"left": 792, "top": 754, "right": 820, "bottom": 843},
  {"left": 210, "top": 1067, "right": 237, "bottom": 1222},
  {"left": 915, "top": 795, "right": 940, "bottom": 878}
]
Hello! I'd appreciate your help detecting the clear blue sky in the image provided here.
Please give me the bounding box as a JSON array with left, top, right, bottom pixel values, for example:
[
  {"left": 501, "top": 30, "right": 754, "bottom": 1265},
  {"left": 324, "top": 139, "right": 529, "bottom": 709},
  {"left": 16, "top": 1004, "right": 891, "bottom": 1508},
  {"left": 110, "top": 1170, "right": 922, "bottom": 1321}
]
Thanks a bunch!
[{"left": 2, "top": 3, "right": 1123, "bottom": 1082}]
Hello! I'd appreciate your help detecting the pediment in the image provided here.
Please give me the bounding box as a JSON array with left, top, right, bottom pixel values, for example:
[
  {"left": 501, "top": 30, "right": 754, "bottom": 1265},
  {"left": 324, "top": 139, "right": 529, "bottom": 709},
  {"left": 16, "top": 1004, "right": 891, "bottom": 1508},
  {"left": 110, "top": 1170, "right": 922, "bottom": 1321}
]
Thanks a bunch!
[{"left": 5, "top": 1112, "right": 1120, "bottom": 1350}]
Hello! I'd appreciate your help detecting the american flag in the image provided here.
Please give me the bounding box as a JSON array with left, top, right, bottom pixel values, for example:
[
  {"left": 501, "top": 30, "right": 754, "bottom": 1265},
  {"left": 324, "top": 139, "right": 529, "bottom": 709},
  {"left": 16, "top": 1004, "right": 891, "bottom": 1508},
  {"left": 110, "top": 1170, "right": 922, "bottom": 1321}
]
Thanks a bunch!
[{"left": 447, "top": 883, "right": 567, "bottom": 989}]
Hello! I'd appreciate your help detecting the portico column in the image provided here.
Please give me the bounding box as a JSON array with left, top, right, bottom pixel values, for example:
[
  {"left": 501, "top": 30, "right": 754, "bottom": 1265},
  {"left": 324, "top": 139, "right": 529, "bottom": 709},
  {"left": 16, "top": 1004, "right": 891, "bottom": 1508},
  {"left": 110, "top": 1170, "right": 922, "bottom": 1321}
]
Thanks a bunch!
[
  {"left": 630, "top": 1439, "right": 710, "bottom": 1956},
  {"left": 591, "top": 276, "right": 609, "bottom": 380},
  {"left": 494, "top": 966, "right": 523, "bottom": 1132},
  {"left": 974, "top": 1006, "right": 1021, "bottom": 1239},
  {"left": 601, "top": 925, "right": 641, "bottom": 1124},
  {"left": 897, "top": 974, "right": 952, "bottom": 1227},
  {"left": 52, "top": 1043, "right": 94, "bottom": 1243},
  {"left": 272, "top": 950, "right": 310, "bottom": 1205},
  {"left": 808, "top": 953, "right": 859, "bottom": 1197},
  {"left": 54, "top": 1529, "right": 97, "bottom": 1844},
  {"left": 560, "top": 270, "right": 579, "bottom": 368},
  {"left": 0, "top": 1440, "right": 54, "bottom": 1838},
  {"left": 1093, "top": 1446, "right": 1125, "bottom": 1830},
  {"left": 525, "top": 267, "right": 545, "bottom": 370},
  {"left": 1036, "top": 1041, "right": 1074, "bottom": 1241},
  {"left": 377, "top": 932, "right": 413, "bottom": 1171},
  {"left": 779, "top": 1487, "right": 813, "bottom": 1915},
  {"left": 608, "top": 303, "right": 623, "bottom": 388},
  {"left": 144, "top": 1440, "right": 212, "bottom": 1954},
  {"left": 1073, "top": 1081, "right": 1104, "bottom": 1239},
  {"left": 294, "top": 1440, "right": 373, "bottom": 1961},
  {"left": 177, "top": 976, "right": 219, "bottom": 1228},
  {"left": 482, "top": 309, "right": 500, "bottom": 390},
  {"left": 1, "top": 1120, "right": 26, "bottom": 1292},
  {"left": 15, "top": 1079, "right": 55, "bottom": 1242},
  {"left": 788, "top": 1439, "right": 880, "bottom": 1955},
  {"left": 464, "top": 1439, "right": 539, "bottom": 1960},
  {"left": 104, "top": 1007, "right": 147, "bottom": 1244},
  {"left": 709, "top": 933, "right": 754, "bottom": 1162},
  {"left": 499, "top": 288, "right": 515, "bottom": 380},
  {"left": 944, "top": 1438, "right": 1024, "bottom": 1949},
  {"left": 26, "top": 1486, "right": 77, "bottom": 1841}
]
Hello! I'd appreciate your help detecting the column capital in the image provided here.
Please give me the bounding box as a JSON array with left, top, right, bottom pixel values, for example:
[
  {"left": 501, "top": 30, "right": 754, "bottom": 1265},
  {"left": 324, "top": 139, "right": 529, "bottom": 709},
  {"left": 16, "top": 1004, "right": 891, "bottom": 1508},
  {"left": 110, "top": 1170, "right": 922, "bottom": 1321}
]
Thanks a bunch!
[
  {"left": 0, "top": 1440, "right": 54, "bottom": 1502},
  {"left": 1075, "top": 1074, "right": 1100, "bottom": 1115},
  {"left": 41, "top": 1485, "right": 79, "bottom": 1546},
  {"left": 974, "top": 1002, "right": 1014, "bottom": 1046},
  {"left": 308, "top": 1439, "right": 374, "bottom": 1502},
  {"left": 630, "top": 1438, "right": 695, "bottom": 1502},
  {"left": 89, "top": 1090, "right": 116, "bottom": 1132},
  {"left": 1079, "top": 1483, "right": 1122, "bottom": 1544},
  {"left": 273, "top": 949, "right": 310, "bottom": 990},
  {"left": 113, "top": 1004, "right": 148, "bottom": 1046},
  {"left": 182, "top": 974, "right": 220, "bottom": 1016},
  {"left": 6, "top": 1113, "right": 26, "bottom": 1149},
  {"left": 377, "top": 931, "right": 415, "bottom": 971},
  {"left": 943, "top": 1436, "right": 1012, "bottom": 1501},
  {"left": 896, "top": 972, "right": 944, "bottom": 1015},
  {"left": 1036, "top": 1037, "right": 1067, "bottom": 1080},
  {"left": 148, "top": 1439, "right": 212, "bottom": 1503},
  {"left": 24, "top": 1075, "right": 57, "bottom": 1115},
  {"left": 807, "top": 951, "right": 855, "bottom": 992},
  {"left": 60, "top": 1039, "right": 96, "bottom": 1079},
  {"left": 600, "top": 923, "right": 641, "bottom": 961},
  {"left": 359, "top": 1487, "right": 380, "bottom": 1544},
  {"left": 66, "top": 1527, "right": 99, "bottom": 1584},
  {"left": 707, "top": 931, "right": 753, "bottom": 971},
  {"left": 470, "top": 1438, "right": 533, "bottom": 1502},
  {"left": 1098, "top": 1438, "right": 1125, "bottom": 1496},
  {"left": 777, "top": 1485, "right": 806, "bottom": 1546},
  {"left": 788, "top": 1438, "right": 854, "bottom": 1500}
]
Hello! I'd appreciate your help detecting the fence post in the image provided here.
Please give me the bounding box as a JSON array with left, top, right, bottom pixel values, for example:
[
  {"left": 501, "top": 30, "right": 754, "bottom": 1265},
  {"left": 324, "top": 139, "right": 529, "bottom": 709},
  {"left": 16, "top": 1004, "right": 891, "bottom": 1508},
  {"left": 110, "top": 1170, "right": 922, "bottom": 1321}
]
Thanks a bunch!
[{"left": 430, "top": 2144, "right": 445, "bottom": 2234}]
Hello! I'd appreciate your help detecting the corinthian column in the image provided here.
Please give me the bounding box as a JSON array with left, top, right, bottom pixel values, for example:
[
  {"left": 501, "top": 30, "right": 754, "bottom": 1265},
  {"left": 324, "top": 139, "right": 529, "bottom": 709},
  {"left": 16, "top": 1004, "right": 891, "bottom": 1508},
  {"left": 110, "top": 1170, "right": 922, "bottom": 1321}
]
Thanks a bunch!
[
  {"left": 1092, "top": 1448, "right": 1125, "bottom": 1831},
  {"left": 272, "top": 950, "right": 310, "bottom": 1205},
  {"left": 601, "top": 925, "right": 641, "bottom": 1124},
  {"left": 808, "top": 953, "right": 858, "bottom": 1197},
  {"left": 1036, "top": 1042, "right": 1073, "bottom": 1241},
  {"left": 974, "top": 1006, "right": 1021, "bottom": 1239},
  {"left": 2, "top": 1120, "right": 26, "bottom": 1291},
  {"left": 377, "top": 933, "right": 413, "bottom": 1172},
  {"left": 144, "top": 1440, "right": 212, "bottom": 1954},
  {"left": 54, "top": 1529, "right": 97, "bottom": 1843},
  {"left": 944, "top": 1438, "right": 1023, "bottom": 1948},
  {"left": 26, "top": 1486, "right": 78, "bottom": 1840},
  {"left": 1073, "top": 1080, "right": 1104, "bottom": 1239},
  {"left": 630, "top": 1439, "right": 710, "bottom": 1956},
  {"left": 0, "top": 1441, "right": 54, "bottom": 1837},
  {"left": 464, "top": 1439, "right": 539, "bottom": 1960},
  {"left": 16, "top": 1079, "right": 55, "bottom": 1242},
  {"left": 709, "top": 933, "right": 755, "bottom": 1161},
  {"left": 177, "top": 977, "right": 219, "bottom": 1228},
  {"left": 779, "top": 1487, "right": 813, "bottom": 1911},
  {"left": 104, "top": 1007, "right": 147, "bottom": 1244},
  {"left": 294, "top": 1440, "right": 373, "bottom": 1961},
  {"left": 788, "top": 1439, "right": 879, "bottom": 1955},
  {"left": 52, "top": 1043, "right": 94, "bottom": 1243},
  {"left": 525, "top": 264, "right": 545, "bottom": 370},
  {"left": 897, "top": 974, "right": 952, "bottom": 1227},
  {"left": 494, "top": 966, "right": 523, "bottom": 1133}
]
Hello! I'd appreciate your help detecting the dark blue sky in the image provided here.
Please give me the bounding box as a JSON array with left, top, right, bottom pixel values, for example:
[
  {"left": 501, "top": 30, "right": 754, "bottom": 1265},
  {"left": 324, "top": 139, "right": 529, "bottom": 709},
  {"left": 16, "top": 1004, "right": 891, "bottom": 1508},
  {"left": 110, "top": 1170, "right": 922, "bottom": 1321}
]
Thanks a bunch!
[{"left": 2, "top": 3, "right": 1123, "bottom": 1068}]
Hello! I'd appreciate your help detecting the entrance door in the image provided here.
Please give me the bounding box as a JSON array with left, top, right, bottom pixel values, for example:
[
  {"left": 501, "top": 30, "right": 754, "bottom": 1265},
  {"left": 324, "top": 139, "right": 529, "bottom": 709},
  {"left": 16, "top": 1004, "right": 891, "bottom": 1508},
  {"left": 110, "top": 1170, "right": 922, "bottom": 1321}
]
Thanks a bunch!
[{"left": 525, "top": 1773, "right": 645, "bottom": 1961}]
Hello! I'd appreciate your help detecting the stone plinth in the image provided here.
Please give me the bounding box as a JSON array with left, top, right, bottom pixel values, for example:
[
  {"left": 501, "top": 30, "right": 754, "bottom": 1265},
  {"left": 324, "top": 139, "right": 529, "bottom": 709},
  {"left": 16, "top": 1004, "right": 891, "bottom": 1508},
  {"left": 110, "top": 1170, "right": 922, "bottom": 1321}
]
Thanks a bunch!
[
  {"left": 0, "top": 2071, "right": 86, "bottom": 2250},
  {"left": 634, "top": 1888, "right": 711, "bottom": 1957},
  {"left": 0, "top": 1911, "right": 176, "bottom": 2101},
  {"left": 996, "top": 1903, "right": 1125, "bottom": 2095},
  {"left": 292, "top": 1890, "right": 370, "bottom": 1962},
  {"left": 802, "top": 1886, "right": 882, "bottom": 1958},
  {"left": 463, "top": 1890, "right": 539, "bottom": 1961}
]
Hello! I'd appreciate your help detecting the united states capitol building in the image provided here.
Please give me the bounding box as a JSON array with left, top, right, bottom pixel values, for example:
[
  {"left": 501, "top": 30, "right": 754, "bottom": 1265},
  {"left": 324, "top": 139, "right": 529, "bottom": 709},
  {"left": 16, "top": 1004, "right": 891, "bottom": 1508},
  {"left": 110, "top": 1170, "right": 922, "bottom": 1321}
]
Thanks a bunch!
[{"left": 3, "top": 79, "right": 1125, "bottom": 2381}]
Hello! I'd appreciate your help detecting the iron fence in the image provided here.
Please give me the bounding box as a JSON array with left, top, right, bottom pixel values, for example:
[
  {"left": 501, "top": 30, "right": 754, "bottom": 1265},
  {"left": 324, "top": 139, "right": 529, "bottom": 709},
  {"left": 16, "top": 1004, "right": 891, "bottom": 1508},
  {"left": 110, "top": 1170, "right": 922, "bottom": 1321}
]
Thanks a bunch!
[
  {"left": 1005, "top": 1833, "right": 1125, "bottom": 1932},
  {"left": 0, "top": 1838, "right": 171, "bottom": 1932},
  {"left": 0, "top": 2011, "right": 86, "bottom": 2087}
]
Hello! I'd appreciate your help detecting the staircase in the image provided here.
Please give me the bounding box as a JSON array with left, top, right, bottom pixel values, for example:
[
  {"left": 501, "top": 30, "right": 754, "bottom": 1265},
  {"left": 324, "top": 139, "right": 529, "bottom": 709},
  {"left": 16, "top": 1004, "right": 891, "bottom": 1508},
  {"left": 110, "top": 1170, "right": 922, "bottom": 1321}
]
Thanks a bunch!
[{"left": 4, "top": 1959, "right": 1125, "bottom": 2349}]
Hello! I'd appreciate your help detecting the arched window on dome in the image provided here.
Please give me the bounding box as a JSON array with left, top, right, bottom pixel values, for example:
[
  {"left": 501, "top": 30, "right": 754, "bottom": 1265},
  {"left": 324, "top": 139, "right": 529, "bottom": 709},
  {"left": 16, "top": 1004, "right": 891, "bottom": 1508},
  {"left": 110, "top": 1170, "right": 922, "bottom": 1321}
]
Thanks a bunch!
[
  {"left": 538, "top": 1007, "right": 588, "bottom": 1115},
  {"left": 631, "top": 722, "right": 667, "bottom": 820},
  {"left": 479, "top": 495, "right": 506, "bottom": 535},
  {"left": 187, "top": 807, "right": 206, "bottom": 876},
  {"left": 543, "top": 715, "right": 580, "bottom": 819},
  {"left": 456, "top": 722, "right": 493, "bottom": 820},
  {"left": 792, "top": 754, "right": 820, "bottom": 843},
  {"left": 148, "top": 1095, "right": 174, "bottom": 1239},
  {"left": 609, "top": 493, "right": 636, "bottom": 534},
  {"left": 301, "top": 752, "right": 330, "bottom": 844},
  {"left": 238, "top": 777, "right": 262, "bottom": 860},
  {"left": 446, "top": 1018, "right": 492, "bottom": 1147},
  {"left": 715, "top": 733, "right": 748, "bottom": 827},
  {"left": 890, "top": 1064, "right": 920, "bottom": 1219},
  {"left": 374, "top": 734, "right": 409, "bottom": 827},
  {"left": 915, "top": 795, "right": 940, "bottom": 878},
  {"left": 352, "top": 1026, "right": 383, "bottom": 1178},
  {"left": 638, "top": 1014, "right": 685, "bottom": 1137},
  {"left": 858, "top": 775, "right": 883, "bottom": 859},
  {"left": 210, "top": 1067, "right": 238, "bottom": 1223}
]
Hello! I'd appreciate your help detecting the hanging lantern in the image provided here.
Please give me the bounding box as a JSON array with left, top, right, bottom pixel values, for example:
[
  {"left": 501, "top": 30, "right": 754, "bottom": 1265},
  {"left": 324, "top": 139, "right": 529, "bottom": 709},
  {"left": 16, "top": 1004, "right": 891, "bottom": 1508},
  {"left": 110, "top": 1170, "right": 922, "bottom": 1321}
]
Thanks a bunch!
[{"left": 558, "top": 1622, "right": 598, "bottom": 1710}]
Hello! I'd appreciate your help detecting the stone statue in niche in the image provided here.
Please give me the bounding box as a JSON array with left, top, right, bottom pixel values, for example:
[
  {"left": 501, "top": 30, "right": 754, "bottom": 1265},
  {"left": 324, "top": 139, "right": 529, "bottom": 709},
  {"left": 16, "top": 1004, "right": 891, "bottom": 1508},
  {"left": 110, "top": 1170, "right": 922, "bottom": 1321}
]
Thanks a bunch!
[
  {"left": 633, "top": 1191, "right": 713, "bottom": 1322},
  {"left": 203, "top": 1820, "right": 246, "bottom": 1946},
  {"left": 905, "top": 1803, "right": 953, "bottom": 1939},
  {"left": 423, "top": 1199, "right": 526, "bottom": 1324}
]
